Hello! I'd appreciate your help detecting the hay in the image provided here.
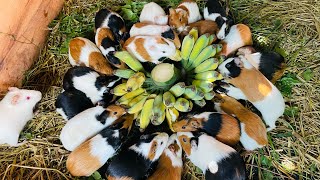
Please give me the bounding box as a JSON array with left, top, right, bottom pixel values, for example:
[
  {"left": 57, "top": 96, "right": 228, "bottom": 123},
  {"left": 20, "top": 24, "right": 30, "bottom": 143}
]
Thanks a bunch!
[{"left": 1, "top": 0, "right": 319, "bottom": 179}]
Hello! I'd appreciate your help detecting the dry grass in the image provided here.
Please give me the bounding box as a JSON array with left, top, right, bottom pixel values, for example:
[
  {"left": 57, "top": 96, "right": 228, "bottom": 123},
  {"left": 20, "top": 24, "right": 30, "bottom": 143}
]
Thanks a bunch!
[{"left": 0, "top": 0, "right": 319, "bottom": 179}]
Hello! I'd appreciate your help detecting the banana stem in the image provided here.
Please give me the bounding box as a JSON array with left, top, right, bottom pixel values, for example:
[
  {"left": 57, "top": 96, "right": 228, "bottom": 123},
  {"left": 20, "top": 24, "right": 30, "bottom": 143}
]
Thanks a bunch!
[{"left": 151, "top": 63, "right": 181, "bottom": 88}]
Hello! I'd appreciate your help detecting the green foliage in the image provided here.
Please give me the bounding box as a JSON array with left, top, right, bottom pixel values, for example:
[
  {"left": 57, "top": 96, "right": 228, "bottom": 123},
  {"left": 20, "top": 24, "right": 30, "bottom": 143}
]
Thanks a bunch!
[
  {"left": 120, "top": 0, "right": 149, "bottom": 22},
  {"left": 89, "top": 171, "right": 103, "bottom": 180},
  {"left": 284, "top": 106, "right": 299, "bottom": 117},
  {"left": 262, "top": 171, "right": 274, "bottom": 180},
  {"left": 302, "top": 69, "right": 314, "bottom": 82},
  {"left": 261, "top": 155, "right": 272, "bottom": 168},
  {"left": 277, "top": 73, "right": 300, "bottom": 97}
]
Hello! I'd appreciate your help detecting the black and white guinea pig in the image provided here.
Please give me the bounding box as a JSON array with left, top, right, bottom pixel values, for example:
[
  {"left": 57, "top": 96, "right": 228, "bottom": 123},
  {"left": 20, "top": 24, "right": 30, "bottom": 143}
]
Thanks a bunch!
[
  {"left": 55, "top": 89, "right": 94, "bottom": 121},
  {"left": 106, "top": 132, "right": 169, "bottom": 180},
  {"left": 237, "top": 46, "right": 286, "bottom": 83},
  {"left": 63, "top": 66, "right": 120, "bottom": 104},
  {"left": 177, "top": 132, "right": 246, "bottom": 180},
  {"left": 203, "top": 0, "right": 233, "bottom": 40},
  {"left": 95, "top": 9, "right": 129, "bottom": 45}
]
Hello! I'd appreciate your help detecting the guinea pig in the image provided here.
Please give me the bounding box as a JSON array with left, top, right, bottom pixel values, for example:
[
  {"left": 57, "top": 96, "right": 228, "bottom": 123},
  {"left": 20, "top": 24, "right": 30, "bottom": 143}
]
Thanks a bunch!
[
  {"left": 129, "top": 23, "right": 181, "bottom": 48},
  {"left": 68, "top": 37, "right": 113, "bottom": 75},
  {"left": 124, "top": 36, "right": 181, "bottom": 64},
  {"left": 173, "top": 112, "right": 240, "bottom": 146},
  {"left": 218, "top": 56, "right": 285, "bottom": 131},
  {"left": 66, "top": 114, "right": 134, "bottom": 177},
  {"left": 0, "top": 87, "right": 42, "bottom": 146},
  {"left": 60, "top": 104, "right": 126, "bottom": 151},
  {"left": 95, "top": 9, "right": 128, "bottom": 44},
  {"left": 95, "top": 27, "right": 126, "bottom": 69},
  {"left": 219, "top": 24, "right": 253, "bottom": 57},
  {"left": 55, "top": 89, "right": 94, "bottom": 121},
  {"left": 147, "top": 134, "right": 183, "bottom": 180},
  {"left": 63, "top": 66, "right": 120, "bottom": 104},
  {"left": 180, "top": 20, "right": 219, "bottom": 41},
  {"left": 169, "top": 0, "right": 202, "bottom": 33},
  {"left": 215, "top": 94, "right": 268, "bottom": 150},
  {"left": 106, "top": 132, "right": 169, "bottom": 180},
  {"left": 237, "top": 46, "right": 286, "bottom": 83},
  {"left": 177, "top": 132, "right": 246, "bottom": 180},
  {"left": 203, "top": 0, "right": 233, "bottom": 39},
  {"left": 139, "top": 2, "right": 168, "bottom": 25}
]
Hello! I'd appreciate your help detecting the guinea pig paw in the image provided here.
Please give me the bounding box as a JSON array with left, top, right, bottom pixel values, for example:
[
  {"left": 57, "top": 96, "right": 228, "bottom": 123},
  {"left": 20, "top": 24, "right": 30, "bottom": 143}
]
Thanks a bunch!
[{"left": 208, "top": 161, "right": 219, "bottom": 174}]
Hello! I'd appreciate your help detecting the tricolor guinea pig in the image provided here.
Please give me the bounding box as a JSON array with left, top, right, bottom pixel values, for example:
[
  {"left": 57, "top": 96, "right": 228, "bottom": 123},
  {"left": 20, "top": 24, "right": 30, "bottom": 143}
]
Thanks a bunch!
[
  {"left": 169, "top": 0, "right": 202, "bottom": 33},
  {"left": 203, "top": 0, "right": 233, "bottom": 39},
  {"left": 219, "top": 24, "right": 253, "bottom": 57},
  {"left": 63, "top": 66, "right": 120, "bottom": 104},
  {"left": 237, "top": 46, "right": 286, "bottom": 83},
  {"left": 68, "top": 37, "right": 113, "bottom": 75},
  {"left": 147, "top": 134, "right": 183, "bottom": 180},
  {"left": 129, "top": 23, "right": 181, "bottom": 48},
  {"left": 55, "top": 89, "right": 94, "bottom": 121},
  {"left": 173, "top": 112, "right": 240, "bottom": 146},
  {"left": 66, "top": 114, "right": 134, "bottom": 177},
  {"left": 177, "top": 132, "right": 246, "bottom": 180},
  {"left": 139, "top": 2, "right": 168, "bottom": 25},
  {"left": 0, "top": 87, "right": 42, "bottom": 146},
  {"left": 95, "top": 9, "right": 128, "bottom": 44},
  {"left": 215, "top": 94, "right": 268, "bottom": 150},
  {"left": 180, "top": 20, "right": 219, "bottom": 41},
  {"left": 218, "top": 56, "right": 285, "bottom": 131},
  {"left": 124, "top": 36, "right": 181, "bottom": 64},
  {"left": 60, "top": 104, "right": 126, "bottom": 151},
  {"left": 95, "top": 27, "right": 126, "bottom": 69},
  {"left": 106, "top": 132, "right": 169, "bottom": 180}
]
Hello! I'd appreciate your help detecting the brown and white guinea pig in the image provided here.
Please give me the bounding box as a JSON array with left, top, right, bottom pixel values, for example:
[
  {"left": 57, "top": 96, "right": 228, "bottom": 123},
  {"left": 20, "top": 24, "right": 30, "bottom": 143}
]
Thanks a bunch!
[
  {"left": 214, "top": 94, "right": 268, "bottom": 150},
  {"left": 106, "top": 132, "right": 169, "bottom": 180},
  {"left": 129, "top": 23, "right": 181, "bottom": 48},
  {"left": 66, "top": 114, "right": 134, "bottom": 177},
  {"left": 218, "top": 56, "right": 285, "bottom": 131},
  {"left": 95, "top": 9, "right": 128, "bottom": 44},
  {"left": 180, "top": 20, "right": 219, "bottom": 41},
  {"left": 60, "top": 104, "right": 126, "bottom": 151},
  {"left": 237, "top": 46, "right": 286, "bottom": 83},
  {"left": 177, "top": 132, "right": 246, "bottom": 180},
  {"left": 203, "top": 0, "right": 233, "bottom": 40},
  {"left": 147, "top": 134, "right": 183, "bottom": 180},
  {"left": 0, "top": 87, "right": 42, "bottom": 146},
  {"left": 124, "top": 36, "right": 181, "bottom": 64},
  {"left": 219, "top": 24, "right": 253, "bottom": 57},
  {"left": 139, "top": 2, "right": 168, "bottom": 25},
  {"left": 63, "top": 66, "right": 120, "bottom": 104},
  {"left": 68, "top": 37, "right": 113, "bottom": 75},
  {"left": 95, "top": 27, "right": 126, "bottom": 69},
  {"left": 172, "top": 112, "right": 240, "bottom": 146},
  {"left": 169, "top": 0, "right": 202, "bottom": 33},
  {"left": 55, "top": 89, "right": 94, "bottom": 121}
]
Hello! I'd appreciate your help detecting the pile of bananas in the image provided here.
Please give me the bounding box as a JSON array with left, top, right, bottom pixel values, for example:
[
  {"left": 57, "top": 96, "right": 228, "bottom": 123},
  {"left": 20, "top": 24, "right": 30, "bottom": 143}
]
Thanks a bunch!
[{"left": 112, "top": 28, "right": 224, "bottom": 131}]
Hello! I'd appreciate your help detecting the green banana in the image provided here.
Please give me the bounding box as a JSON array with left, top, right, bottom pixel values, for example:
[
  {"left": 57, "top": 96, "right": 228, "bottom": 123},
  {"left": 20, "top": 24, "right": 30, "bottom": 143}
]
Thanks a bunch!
[
  {"left": 174, "top": 98, "right": 190, "bottom": 112},
  {"left": 218, "top": 55, "right": 226, "bottom": 64},
  {"left": 139, "top": 98, "right": 154, "bottom": 129},
  {"left": 208, "top": 34, "right": 216, "bottom": 45},
  {"left": 163, "top": 91, "right": 176, "bottom": 107},
  {"left": 169, "top": 82, "right": 186, "bottom": 97},
  {"left": 128, "top": 93, "right": 148, "bottom": 107},
  {"left": 113, "top": 69, "right": 135, "bottom": 79},
  {"left": 188, "top": 33, "right": 210, "bottom": 66},
  {"left": 194, "top": 99, "right": 206, "bottom": 107},
  {"left": 166, "top": 107, "right": 179, "bottom": 131},
  {"left": 192, "top": 80, "right": 214, "bottom": 93},
  {"left": 194, "top": 58, "right": 219, "bottom": 73},
  {"left": 151, "top": 94, "right": 166, "bottom": 125},
  {"left": 191, "top": 88, "right": 204, "bottom": 101},
  {"left": 188, "top": 27, "right": 198, "bottom": 42},
  {"left": 194, "top": 71, "right": 223, "bottom": 82},
  {"left": 189, "top": 45, "right": 217, "bottom": 70},
  {"left": 127, "top": 95, "right": 148, "bottom": 114},
  {"left": 116, "top": 88, "right": 145, "bottom": 105},
  {"left": 152, "top": 112, "right": 165, "bottom": 126},
  {"left": 184, "top": 85, "right": 197, "bottom": 100},
  {"left": 204, "top": 91, "right": 216, "bottom": 100},
  {"left": 111, "top": 83, "right": 127, "bottom": 96},
  {"left": 181, "top": 34, "right": 195, "bottom": 60},
  {"left": 187, "top": 100, "right": 193, "bottom": 112},
  {"left": 114, "top": 51, "right": 144, "bottom": 72},
  {"left": 216, "top": 44, "right": 223, "bottom": 53},
  {"left": 126, "top": 72, "right": 146, "bottom": 92}
]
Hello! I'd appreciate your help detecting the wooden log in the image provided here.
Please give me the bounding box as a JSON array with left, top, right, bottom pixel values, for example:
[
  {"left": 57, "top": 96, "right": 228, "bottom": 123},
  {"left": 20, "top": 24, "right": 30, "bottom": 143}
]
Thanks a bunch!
[{"left": 0, "top": 0, "right": 64, "bottom": 95}]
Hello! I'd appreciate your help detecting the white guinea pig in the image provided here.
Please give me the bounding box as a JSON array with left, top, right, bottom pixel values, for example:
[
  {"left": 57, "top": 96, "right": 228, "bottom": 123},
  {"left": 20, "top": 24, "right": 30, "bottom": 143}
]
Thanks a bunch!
[
  {"left": 0, "top": 87, "right": 42, "bottom": 146},
  {"left": 139, "top": 2, "right": 168, "bottom": 25}
]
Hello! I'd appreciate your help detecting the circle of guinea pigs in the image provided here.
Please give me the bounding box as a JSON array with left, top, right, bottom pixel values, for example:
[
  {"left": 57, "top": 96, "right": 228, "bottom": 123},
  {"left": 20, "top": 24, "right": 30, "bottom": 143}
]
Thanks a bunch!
[{"left": 54, "top": 0, "right": 286, "bottom": 179}]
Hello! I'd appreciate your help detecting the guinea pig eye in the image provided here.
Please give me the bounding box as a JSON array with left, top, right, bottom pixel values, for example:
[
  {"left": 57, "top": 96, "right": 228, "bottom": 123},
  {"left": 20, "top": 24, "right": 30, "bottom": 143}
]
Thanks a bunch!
[
  {"left": 26, "top": 96, "right": 30, "bottom": 100},
  {"left": 226, "top": 63, "right": 231, "bottom": 68},
  {"left": 162, "top": 51, "right": 165, "bottom": 53},
  {"left": 182, "top": 138, "right": 187, "bottom": 143},
  {"left": 182, "top": 126, "right": 186, "bottom": 129},
  {"left": 160, "top": 141, "right": 163, "bottom": 145},
  {"left": 154, "top": 143, "right": 157, "bottom": 147},
  {"left": 113, "top": 111, "right": 118, "bottom": 115}
]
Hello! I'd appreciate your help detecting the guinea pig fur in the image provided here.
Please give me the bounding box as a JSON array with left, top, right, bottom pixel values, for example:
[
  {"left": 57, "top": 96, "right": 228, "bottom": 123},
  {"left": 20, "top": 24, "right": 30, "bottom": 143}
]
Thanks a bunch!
[
  {"left": 63, "top": 66, "right": 120, "bottom": 104},
  {"left": 95, "top": 28, "right": 126, "bottom": 69},
  {"left": 129, "top": 23, "right": 181, "bottom": 48},
  {"left": 215, "top": 94, "right": 268, "bottom": 150},
  {"left": 95, "top": 9, "right": 128, "bottom": 44},
  {"left": 66, "top": 114, "right": 134, "bottom": 177},
  {"left": 219, "top": 24, "right": 253, "bottom": 57},
  {"left": 0, "top": 87, "right": 42, "bottom": 146},
  {"left": 147, "top": 134, "right": 183, "bottom": 180},
  {"left": 124, "top": 36, "right": 181, "bottom": 64},
  {"left": 169, "top": 0, "right": 202, "bottom": 33},
  {"left": 69, "top": 37, "right": 113, "bottom": 75},
  {"left": 106, "top": 132, "right": 169, "bottom": 180},
  {"left": 60, "top": 104, "right": 126, "bottom": 151},
  {"left": 203, "top": 0, "right": 233, "bottom": 40},
  {"left": 139, "top": 2, "right": 168, "bottom": 25},
  {"left": 173, "top": 112, "right": 240, "bottom": 146},
  {"left": 180, "top": 20, "right": 219, "bottom": 41},
  {"left": 218, "top": 56, "right": 285, "bottom": 131},
  {"left": 237, "top": 46, "right": 286, "bottom": 83},
  {"left": 55, "top": 89, "right": 94, "bottom": 121},
  {"left": 177, "top": 132, "right": 246, "bottom": 180}
]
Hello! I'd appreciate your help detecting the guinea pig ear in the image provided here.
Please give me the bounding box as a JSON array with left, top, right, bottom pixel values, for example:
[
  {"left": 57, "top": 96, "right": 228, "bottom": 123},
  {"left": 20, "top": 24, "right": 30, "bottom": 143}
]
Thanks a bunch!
[
  {"left": 11, "top": 94, "right": 21, "bottom": 105},
  {"left": 234, "top": 57, "right": 243, "bottom": 68},
  {"left": 179, "top": 10, "right": 187, "bottom": 18},
  {"left": 169, "top": 8, "right": 175, "bottom": 15},
  {"left": 8, "top": 87, "right": 19, "bottom": 92}
]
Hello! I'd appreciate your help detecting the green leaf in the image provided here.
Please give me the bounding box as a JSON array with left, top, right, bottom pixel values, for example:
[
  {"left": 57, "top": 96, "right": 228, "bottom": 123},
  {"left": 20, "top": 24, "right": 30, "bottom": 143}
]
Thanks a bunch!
[
  {"left": 262, "top": 171, "right": 274, "bottom": 179},
  {"left": 91, "top": 171, "right": 102, "bottom": 180},
  {"left": 121, "top": 8, "right": 136, "bottom": 21},
  {"left": 23, "top": 133, "right": 33, "bottom": 140},
  {"left": 273, "top": 132, "right": 293, "bottom": 138},
  {"left": 302, "top": 69, "right": 314, "bottom": 81},
  {"left": 276, "top": 73, "right": 300, "bottom": 97},
  {"left": 261, "top": 155, "right": 272, "bottom": 167},
  {"left": 284, "top": 106, "right": 299, "bottom": 117}
]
